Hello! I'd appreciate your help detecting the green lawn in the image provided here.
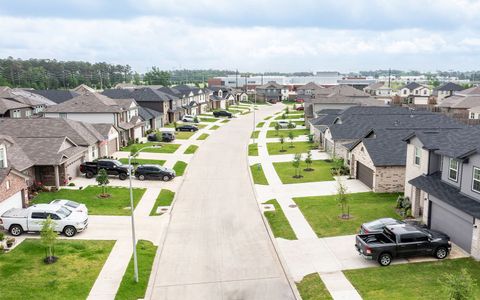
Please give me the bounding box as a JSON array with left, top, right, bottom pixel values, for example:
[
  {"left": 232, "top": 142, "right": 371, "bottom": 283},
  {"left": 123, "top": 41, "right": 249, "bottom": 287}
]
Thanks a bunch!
[
  {"left": 264, "top": 116, "right": 272, "bottom": 120},
  {"left": 0, "top": 239, "right": 114, "bottom": 300},
  {"left": 221, "top": 119, "right": 230, "bottom": 123},
  {"left": 294, "top": 192, "right": 401, "bottom": 237},
  {"left": 32, "top": 186, "right": 146, "bottom": 216},
  {"left": 275, "top": 114, "right": 304, "bottom": 120},
  {"left": 227, "top": 109, "right": 243, "bottom": 114},
  {"left": 210, "top": 125, "right": 220, "bottom": 130},
  {"left": 273, "top": 160, "right": 335, "bottom": 184},
  {"left": 150, "top": 189, "right": 175, "bottom": 216},
  {"left": 251, "top": 131, "right": 260, "bottom": 139},
  {"left": 197, "top": 133, "right": 209, "bottom": 140},
  {"left": 173, "top": 161, "right": 188, "bottom": 176},
  {"left": 119, "top": 158, "right": 165, "bottom": 166},
  {"left": 248, "top": 143, "right": 258, "bottom": 156},
  {"left": 121, "top": 142, "right": 180, "bottom": 154},
  {"left": 199, "top": 117, "right": 218, "bottom": 122},
  {"left": 184, "top": 145, "right": 198, "bottom": 154},
  {"left": 256, "top": 122, "right": 265, "bottom": 128},
  {"left": 263, "top": 199, "right": 297, "bottom": 240},
  {"left": 344, "top": 258, "right": 480, "bottom": 300},
  {"left": 250, "top": 164, "right": 268, "bottom": 185},
  {"left": 266, "top": 129, "right": 309, "bottom": 138},
  {"left": 267, "top": 141, "right": 318, "bottom": 155},
  {"left": 175, "top": 131, "right": 195, "bottom": 140},
  {"left": 296, "top": 273, "right": 332, "bottom": 300},
  {"left": 269, "top": 120, "right": 305, "bottom": 127},
  {"left": 115, "top": 240, "right": 158, "bottom": 300}
]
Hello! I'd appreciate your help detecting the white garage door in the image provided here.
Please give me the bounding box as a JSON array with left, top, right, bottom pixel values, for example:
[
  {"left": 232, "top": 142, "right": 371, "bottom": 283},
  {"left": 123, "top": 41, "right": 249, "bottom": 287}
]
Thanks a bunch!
[
  {"left": 0, "top": 191, "right": 23, "bottom": 215},
  {"left": 134, "top": 127, "right": 143, "bottom": 139},
  {"left": 65, "top": 157, "right": 83, "bottom": 179}
]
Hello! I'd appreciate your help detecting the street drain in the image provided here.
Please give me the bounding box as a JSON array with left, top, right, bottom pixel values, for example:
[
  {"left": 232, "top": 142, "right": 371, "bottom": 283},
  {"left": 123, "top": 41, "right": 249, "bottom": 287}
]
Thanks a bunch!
[{"left": 288, "top": 204, "right": 297, "bottom": 208}]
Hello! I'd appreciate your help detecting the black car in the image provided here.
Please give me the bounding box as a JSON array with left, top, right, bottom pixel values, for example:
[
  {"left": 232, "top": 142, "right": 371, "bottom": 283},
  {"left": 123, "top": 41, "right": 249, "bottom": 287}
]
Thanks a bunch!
[
  {"left": 360, "top": 218, "right": 404, "bottom": 234},
  {"left": 80, "top": 159, "right": 132, "bottom": 180},
  {"left": 355, "top": 224, "right": 451, "bottom": 266},
  {"left": 147, "top": 132, "right": 175, "bottom": 142},
  {"left": 135, "top": 165, "right": 176, "bottom": 181},
  {"left": 213, "top": 110, "right": 232, "bottom": 118},
  {"left": 176, "top": 124, "right": 198, "bottom": 132}
]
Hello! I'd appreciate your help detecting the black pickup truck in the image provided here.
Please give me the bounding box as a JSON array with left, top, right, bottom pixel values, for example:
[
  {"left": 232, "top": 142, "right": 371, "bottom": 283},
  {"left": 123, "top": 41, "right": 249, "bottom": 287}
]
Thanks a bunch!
[
  {"left": 213, "top": 110, "right": 232, "bottom": 118},
  {"left": 79, "top": 159, "right": 132, "bottom": 180},
  {"left": 355, "top": 224, "right": 451, "bottom": 266}
]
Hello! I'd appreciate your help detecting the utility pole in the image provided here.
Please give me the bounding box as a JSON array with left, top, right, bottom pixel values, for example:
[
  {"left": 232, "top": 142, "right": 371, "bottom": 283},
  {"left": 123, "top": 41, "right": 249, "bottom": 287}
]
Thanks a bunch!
[
  {"left": 236, "top": 69, "right": 238, "bottom": 89},
  {"left": 388, "top": 68, "right": 391, "bottom": 88}
]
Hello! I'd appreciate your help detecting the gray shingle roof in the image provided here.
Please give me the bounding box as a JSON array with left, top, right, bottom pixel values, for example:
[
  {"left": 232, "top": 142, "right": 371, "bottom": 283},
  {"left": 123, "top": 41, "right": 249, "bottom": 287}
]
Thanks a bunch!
[
  {"left": 433, "top": 82, "right": 464, "bottom": 92},
  {"left": 0, "top": 98, "right": 30, "bottom": 114},
  {"left": 0, "top": 88, "right": 56, "bottom": 106},
  {"left": 401, "top": 82, "right": 422, "bottom": 90},
  {"left": 45, "top": 92, "right": 125, "bottom": 113},
  {"left": 29, "top": 90, "right": 80, "bottom": 104},
  {"left": 138, "top": 106, "right": 163, "bottom": 122},
  {"left": 409, "top": 172, "right": 480, "bottom": 219},
  {"left": 15, "top": 137, "right": 86, "bottom": 166}
]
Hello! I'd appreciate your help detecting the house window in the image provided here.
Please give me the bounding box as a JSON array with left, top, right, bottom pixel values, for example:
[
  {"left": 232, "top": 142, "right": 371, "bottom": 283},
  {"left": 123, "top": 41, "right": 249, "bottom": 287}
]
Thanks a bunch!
[
  {"left": 423, "top": 90, "right": 427, "bottom": 95},
  {"left": 0, "top": 147, "right": 6, "bottom": 168},
  {"left": 448, "top": 159, "right": 458, "bottom": 182},
  {"left": 473, "top": 167, "right": 480, "bottom": 193},
  {"left": 59, "top": 113, "right": 67, "bottom": 119},
  {"left": 403, "top": 90, "right": 407, "bottom": 95},
  {"left": 5, "top": 180, "right": 10, "bottom": 190},
  {"left": 12, "top": 110, "right": 21, "bottom": 118},
  {"left": 25, "top": 110, "right": 31, "bottom": 117},
  {"left": 470, "top": 112, "right": 476, "bottom": 119},
  {"left": 414, "top": 147, "right": 421, "bottom": 165},
  {"left": 91, "top": 146, "right": 98, "bottom": 159}
]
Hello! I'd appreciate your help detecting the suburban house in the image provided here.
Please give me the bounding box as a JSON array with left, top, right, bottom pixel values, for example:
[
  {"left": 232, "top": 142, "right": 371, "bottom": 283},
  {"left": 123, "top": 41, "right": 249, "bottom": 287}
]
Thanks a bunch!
[
  {"left": 30, "top": 89, "right": 80, "bottom": 104},
  {"left": 363, "top": 82, "right": 392, "bottom": 97},
  {"left": 72, "top": 84, "right": 96, "bottom": 94},
  {"left": 255, "top": 81, "right": 287, "bottom": 103},
  {"left": 208, "top": 86, "right": 236, "bottom": 110},
  {"left": 468, "top": 106, "right": 480, "bottom": 120},
  {"left": 138, "top": 106, "right": 163, "bottom": 132},
  {"left": 308, "top": 109, "right": 343, "bottom": 143},
  {"left": 0, "top": 97, "right": 33, "bottom": 118},
  {"left": 304, "top": 85, "right": 383, "bottom": 119},
  {"left": 0, "top": 87, "right": 56, "bottom": 115},
  {"left": 404, "top": 127, "right": 480, "bottom": 258},
  {"left": 170, "top": 85, "right": 210, "bottom": 115},
  {"left": 0, "top": 118, "right": 111, "bottom": 189},
  {"left": 296, "top": 82, "right": 322, "bottom": 101},
  {"left": 0, "top": 136, "right": 30, "bottom": 215},
  {"left": 437, "top": 86, "right": 480, "bottom": 115},
  {"left": 398, "top": 82, "right": 432, "bottom": 105},
  {"left": 432, "top": 82, "right": 464, "bottom": 104},
  {"left": 44, "top": 92, "right": 144, "bottom": 146}
]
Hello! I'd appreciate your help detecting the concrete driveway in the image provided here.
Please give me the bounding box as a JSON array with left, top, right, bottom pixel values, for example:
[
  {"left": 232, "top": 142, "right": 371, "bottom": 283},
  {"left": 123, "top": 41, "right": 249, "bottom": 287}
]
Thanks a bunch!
[{"left": 147, "top": 105, "right": 298, "bottom": 300}]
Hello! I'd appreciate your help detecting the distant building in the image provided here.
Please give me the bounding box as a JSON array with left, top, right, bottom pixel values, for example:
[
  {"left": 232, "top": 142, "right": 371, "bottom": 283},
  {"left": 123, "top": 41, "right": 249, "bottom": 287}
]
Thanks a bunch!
[{"left": 432, "top": 82, "right": 464, "bottom": 104}]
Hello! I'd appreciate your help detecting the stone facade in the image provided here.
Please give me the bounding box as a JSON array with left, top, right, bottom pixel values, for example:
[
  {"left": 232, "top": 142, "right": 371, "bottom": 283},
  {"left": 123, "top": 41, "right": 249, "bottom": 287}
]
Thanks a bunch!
[{"left": 0, "top": 171, "right": 28, "bottom": 206}]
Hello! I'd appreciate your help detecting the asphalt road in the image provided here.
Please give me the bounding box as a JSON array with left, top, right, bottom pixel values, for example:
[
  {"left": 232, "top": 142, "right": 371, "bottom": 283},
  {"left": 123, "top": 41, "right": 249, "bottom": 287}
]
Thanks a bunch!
[{"left": 148, "top": 105, "right": 297, "bottom": 300}]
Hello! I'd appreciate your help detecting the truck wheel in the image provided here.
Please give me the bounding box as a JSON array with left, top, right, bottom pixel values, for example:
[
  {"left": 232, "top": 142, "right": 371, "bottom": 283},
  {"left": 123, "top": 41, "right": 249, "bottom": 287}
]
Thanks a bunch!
[
  {"left": 435, "top": 247, "right": 448, "bottom": 259},
  {"left": 119, "top": 173, "right": 128, "bottom": 180},
  {"left": 63, "top": 226, "right": 77, "bottom": 237},
  {"left": 138, "top": 174, "right": 145, "bottom": 181},
  {"left": 86, "top": 171, "right": 94, "bottom": 179},
  {"left": 378, "top": 253, "right": 392, "bottom": 266},
  {"left": 9, "top": 224, "right": 23, "bottom": 236}
]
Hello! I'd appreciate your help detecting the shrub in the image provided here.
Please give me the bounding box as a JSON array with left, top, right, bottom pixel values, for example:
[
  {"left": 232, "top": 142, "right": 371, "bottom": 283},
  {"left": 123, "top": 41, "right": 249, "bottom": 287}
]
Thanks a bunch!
[
  {"left": 68, "top": 182, "right": 75, "bottom": 187},
  {"left": 0, "top": 232, "right": 4, "bottom": 241},
  {"left": 287, "top": 122, "right": 295, "bottom": 129},
  {"left": 308, "top": 134, "right": 314, "bottom": 143},
  {"left": 441, "top": 268, "right": 476, "bottom": 300}
]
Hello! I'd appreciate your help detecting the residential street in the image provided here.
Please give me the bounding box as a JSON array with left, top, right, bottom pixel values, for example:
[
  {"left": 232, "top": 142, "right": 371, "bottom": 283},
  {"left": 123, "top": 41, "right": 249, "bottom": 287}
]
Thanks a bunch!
[{"left": 148, "top": 105, "right": 298, "bottom": 300}]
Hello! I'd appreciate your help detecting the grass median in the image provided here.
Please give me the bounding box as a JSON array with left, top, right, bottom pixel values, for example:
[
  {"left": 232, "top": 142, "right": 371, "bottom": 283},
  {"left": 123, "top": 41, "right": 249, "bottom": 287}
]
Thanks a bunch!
[
  {"left": 273, "top": 160, "right": 335, "bottom": 184},
  {"left": 267, "top": 141, "right": 317, "bottom": 155},
  {"left": 121, "top": 142, "right": 180, "bottom": 154},
  {"left": 173, "top": 161, "right": 188, "bottom": 176},
  {"left": 184, "top": 145, "right": 198, "bottom": 154},
  {"left": 150, "top": 189, "right": 175, "bottom": 216},
  {"left": 248, "top": 143, "right": 259, "bottom": 156},
  {"left": 263, "top": 199, "right": 296, "bottom": 240},
  {"left": 296, "top": 273, "right": 332, "bottom": 300},
  {"left": 250, "top": 164, "right": 268, "bottom": 185}
]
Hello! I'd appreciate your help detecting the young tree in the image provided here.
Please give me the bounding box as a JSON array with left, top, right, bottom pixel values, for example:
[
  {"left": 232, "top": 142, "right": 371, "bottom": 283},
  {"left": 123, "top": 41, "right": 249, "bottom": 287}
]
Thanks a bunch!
[
  {"left": 281, "top": 113, "right": 286, "bottom": 120},
  {"left": 274, "top": 123, "right": 280, "bottom": 136},
  {"left": 173, "top": 121, "right": 178, "bottom": 130},
  {"left": 336, "top": 176, "right": 350, "bottom": 219},
  {"left": 286, "top": 106, "right": 290, "bottom": 114},
  {"left": 292, "top": 153, "right": 302, "bottom": 178},
  {"left": 96, "top": 169, "right": 110, "bottom": 197},
  {"left": 41, "top": 216, "right": 58, "bottom": 264},
  {"left": 279, "top": 135, "right": 286, "bottom": 152},
  {"left": 307, "top": 133, "right": 314, "bottom": 143},
  {"left": 441, "top": 268, "right": 476, "bottom": 300},
  {"left": 129, "top": 144, "right": 138, "bottom": 165},
  {"left": 288, "top": 131, "right": 295, "bottom": 148},
  {"left": 304, "top": 151, "right": 313, "bottom": 171},
  {"left": 293, "top": 103, "right": 296, "bottom": 110}
]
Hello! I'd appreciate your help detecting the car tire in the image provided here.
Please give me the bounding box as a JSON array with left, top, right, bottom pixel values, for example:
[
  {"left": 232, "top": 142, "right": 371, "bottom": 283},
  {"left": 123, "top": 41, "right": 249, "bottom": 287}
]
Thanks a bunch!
[
  {"left": 434, "top": 247, "right": 448, "bottom": 259},
  {"left": 378, "top": 253, "right": 392, "bottom": 266},
  {"left": 163, "top": 175, "right": 171, "bottom": 181},
  {"left": 63, "top": 226, "right": 77, "bottom": 237},
  {"left": 86, "top": 171, "right": 94, "bottom": 179},
  {"left": 119, "top": 173, "right": 128, "bottom": 180},
  {"left": 9, "top": 224, "right": 23, "bottom": 236},
  {"left": 138, "top": 174, "right": 145, "bottom": 181}
]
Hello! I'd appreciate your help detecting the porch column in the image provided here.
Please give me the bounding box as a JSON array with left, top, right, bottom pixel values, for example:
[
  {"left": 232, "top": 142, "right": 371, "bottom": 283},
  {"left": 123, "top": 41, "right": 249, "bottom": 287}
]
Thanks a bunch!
[{"left": 54, "top": 165, "right": 60, "bottom": 190}]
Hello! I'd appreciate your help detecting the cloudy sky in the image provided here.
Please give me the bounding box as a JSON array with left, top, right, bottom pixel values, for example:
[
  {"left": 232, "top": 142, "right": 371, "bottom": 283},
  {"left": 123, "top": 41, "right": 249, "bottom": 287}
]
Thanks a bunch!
[{"left": 1, "top": 0, "right": 480, "bottom": 73}]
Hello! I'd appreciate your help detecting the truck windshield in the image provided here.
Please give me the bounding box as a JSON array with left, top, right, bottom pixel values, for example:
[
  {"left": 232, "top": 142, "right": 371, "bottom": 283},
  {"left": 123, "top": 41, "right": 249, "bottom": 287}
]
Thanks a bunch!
[{"left": 56, "top": 207, "right": 72, "bottom": 218}]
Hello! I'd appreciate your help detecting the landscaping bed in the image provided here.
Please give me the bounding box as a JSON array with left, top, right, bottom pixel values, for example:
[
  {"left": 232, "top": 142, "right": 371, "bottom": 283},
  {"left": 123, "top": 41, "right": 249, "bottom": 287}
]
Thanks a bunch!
[
  {"left": 250, "top": 164, "right": 268, "bottom": 185},
  {"left": 294, "top": 192, "right": 401, "bottom": 237},
  {"left": 32, "top": 186, "right": 146, "bottom": 216},
  {"left": 344, "top": 258, "right": 480, "bottom": 300},
  {"left": 273, "top": 160, "right": 335, "bottom": 184},
  {"left": 296, "top": 273, "right": 332, "bottom": 300},
  {"left": 263, "top": 199, "right": 297, "bottom": 240},
  {"left": 121, "top": 142, "right": 180, "bottom": 154},
  {"left": 150, "top": 189, "right": 175, "bottom": 216},
  {"left": 266, "top": 141, "right": 318, "bottom": 155},
  {"left": 115, "top": 240, "right": 158, "bottom": 300},
  {"left": 184, "top": 145, "right": 198, "bottom": 154},
  {"left": 0, "top": 239, "right": 114, "bottom": 299}
]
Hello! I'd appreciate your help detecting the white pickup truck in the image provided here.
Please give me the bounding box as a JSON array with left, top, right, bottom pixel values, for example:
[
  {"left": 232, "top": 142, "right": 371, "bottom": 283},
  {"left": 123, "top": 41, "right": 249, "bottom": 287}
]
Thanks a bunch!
[{"left": 0, "top": 204, "right": 88, "bottom": 237}]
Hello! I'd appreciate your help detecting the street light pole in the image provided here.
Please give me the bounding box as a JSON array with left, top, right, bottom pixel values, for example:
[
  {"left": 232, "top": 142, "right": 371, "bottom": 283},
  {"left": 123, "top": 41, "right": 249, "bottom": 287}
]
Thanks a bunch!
[{"left": 127, "top": 144, "right": 159, "bottom": 283}]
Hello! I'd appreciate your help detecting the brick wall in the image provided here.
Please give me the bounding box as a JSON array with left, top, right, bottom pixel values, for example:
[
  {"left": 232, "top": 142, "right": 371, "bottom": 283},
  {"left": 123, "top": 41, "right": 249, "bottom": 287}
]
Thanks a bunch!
[
  {"left": 375, "top": 166, "right": 405, "bottom": 193},
  {"left": 0, "top": 171, "right": 28, "bottom": 205}
]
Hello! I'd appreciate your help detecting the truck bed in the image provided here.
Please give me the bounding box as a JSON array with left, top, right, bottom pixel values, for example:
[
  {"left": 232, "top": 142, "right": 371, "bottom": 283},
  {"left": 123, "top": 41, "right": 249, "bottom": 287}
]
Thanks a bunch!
[
  {"left": 1, "top": 208, "right": 28, "bottom": 218},
  {"left": 359, "top": 234, "right": 393, "bottom": 245}
]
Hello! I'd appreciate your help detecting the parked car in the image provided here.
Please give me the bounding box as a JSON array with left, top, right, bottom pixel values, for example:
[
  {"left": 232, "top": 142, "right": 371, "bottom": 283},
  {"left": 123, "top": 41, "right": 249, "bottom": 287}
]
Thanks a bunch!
[
  {"left": 0, "top": 204, "right": 88, "bottom": 237},
  {"left": 296, "top": 99, "right": 304, "bottom": 103},
  {"left": 147, "top": 132, "right": 175, "bottom": 142},
  {"left": 277, "top": 120, "right": 296, "bottom": 129},
  {"left": 213, "top": 110, "right": 232, "bottom": 118},
  {"left": 50, "top": 199, "right": 88, "bottom": 215},
  {"left": 355, "top": 224, "right": 451, "bottom": 266},
  {"left": 135, "top": 164, "right": 176, "bottom": 181},
  {"left": 176, "top": 124, "right": 199, "bottom": 132},
  {"left": 182, "top": 115, "right": 197, "bottom": 122},
  {"left": 268, "top": 99, "right": 278, "bottom": 104},
  {"left": 360, "top": 218, "right": 404, "bottom": 234},
  {"left": 80, "top": 159, "right": 132, "bottom": 180},
  {"left": 296, "top": 106, "right": 304, "bottom": 111}
]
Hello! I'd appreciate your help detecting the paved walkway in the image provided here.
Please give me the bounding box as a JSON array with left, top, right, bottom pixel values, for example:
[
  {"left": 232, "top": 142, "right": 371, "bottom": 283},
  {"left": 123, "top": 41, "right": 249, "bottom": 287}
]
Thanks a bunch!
[{"left": 147, "top": 105, "right": 298, "bottom": 299}]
